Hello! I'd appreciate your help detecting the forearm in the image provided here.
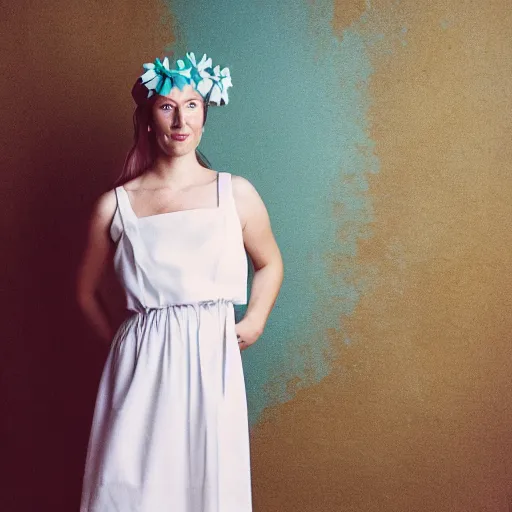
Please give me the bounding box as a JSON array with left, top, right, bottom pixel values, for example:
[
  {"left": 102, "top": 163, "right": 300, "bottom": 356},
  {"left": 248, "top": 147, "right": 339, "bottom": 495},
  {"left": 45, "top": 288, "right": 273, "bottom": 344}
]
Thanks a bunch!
[
  {"left": 77, "top": 293, "right": 115, "bottom": 343},
  {"left": 244, "top": 259, "right": 284, "bottom": 332}
]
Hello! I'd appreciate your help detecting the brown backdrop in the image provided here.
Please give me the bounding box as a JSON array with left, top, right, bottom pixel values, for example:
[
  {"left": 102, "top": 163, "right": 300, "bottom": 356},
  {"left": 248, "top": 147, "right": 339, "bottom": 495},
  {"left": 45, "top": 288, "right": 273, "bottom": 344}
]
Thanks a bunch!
[{"left": 3, "top": 1, "right": 512, "bottom": 511}]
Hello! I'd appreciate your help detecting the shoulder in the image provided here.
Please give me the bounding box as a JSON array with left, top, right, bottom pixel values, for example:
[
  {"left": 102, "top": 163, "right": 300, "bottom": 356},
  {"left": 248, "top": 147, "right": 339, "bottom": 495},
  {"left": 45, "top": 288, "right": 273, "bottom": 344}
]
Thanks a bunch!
[
  {"left": 90, "top": 188, "right": 118, "bottom": 226},
  {"left": 120, "top": 174, "right": 145, "bottom": 192},
  {"left": 229, "top": 173, "right": 268, "bottom": 229},
  {"left": 230, "top": 173, "right": 260, "bottom": 200}
]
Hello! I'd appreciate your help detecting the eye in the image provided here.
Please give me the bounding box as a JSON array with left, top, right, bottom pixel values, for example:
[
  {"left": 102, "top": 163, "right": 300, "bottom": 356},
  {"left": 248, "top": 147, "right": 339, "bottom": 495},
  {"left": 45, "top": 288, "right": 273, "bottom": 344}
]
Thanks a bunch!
[
  {"left": 188, "top": 101, "right": 199, "bottom": 109},
  {"left": 160, "top": 103, "right": 173, "bottom": 111}
]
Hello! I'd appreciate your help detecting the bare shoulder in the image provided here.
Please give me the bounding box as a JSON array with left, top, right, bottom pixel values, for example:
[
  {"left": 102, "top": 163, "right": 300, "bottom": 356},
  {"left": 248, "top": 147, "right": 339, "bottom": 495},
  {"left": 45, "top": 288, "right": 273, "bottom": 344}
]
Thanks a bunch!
[
  {"left": 120, "top": 174, "right": 144, "bottom": 192},
  {"left": 91, "top": 188, "right": 118, "bottom": 226},
  {"left": 230, "top": 174, "right": 269, "bottom": 229},
  {"left": 231, "top": 174, "right": 262, "bottom": 202}
]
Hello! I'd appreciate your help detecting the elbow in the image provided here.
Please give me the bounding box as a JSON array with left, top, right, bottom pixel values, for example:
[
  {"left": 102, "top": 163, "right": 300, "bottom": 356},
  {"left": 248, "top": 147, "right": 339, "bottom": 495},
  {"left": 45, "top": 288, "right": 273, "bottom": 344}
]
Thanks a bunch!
[
  {"left": 76, "top": 292, "right": 90, "bottom": 311},
  {"left": 75, "top": 286, "right": 96, "bottom": 311},
  {"left": 271, "top": 252, "right": 284, "bottom": 282},
  {"left": 256, "top": 254, "right": 284, "bottom": 282}
]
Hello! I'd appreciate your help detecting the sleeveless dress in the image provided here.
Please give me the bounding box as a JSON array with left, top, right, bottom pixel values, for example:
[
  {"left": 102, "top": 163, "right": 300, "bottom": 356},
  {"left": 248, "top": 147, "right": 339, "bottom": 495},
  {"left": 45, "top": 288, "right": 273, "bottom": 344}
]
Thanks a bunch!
[{"left": 80, "top": 172, "right": 252, "bottom": 512}]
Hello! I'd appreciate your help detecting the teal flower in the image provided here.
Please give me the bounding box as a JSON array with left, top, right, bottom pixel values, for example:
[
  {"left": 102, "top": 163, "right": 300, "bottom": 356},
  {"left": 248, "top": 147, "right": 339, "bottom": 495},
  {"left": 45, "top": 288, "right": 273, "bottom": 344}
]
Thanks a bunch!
[
  {"left": 139, "top": 57, "right": 193, "bottom": 97},
  {"left": 137, "top": 53, "right": 232, "bottom": 105}
]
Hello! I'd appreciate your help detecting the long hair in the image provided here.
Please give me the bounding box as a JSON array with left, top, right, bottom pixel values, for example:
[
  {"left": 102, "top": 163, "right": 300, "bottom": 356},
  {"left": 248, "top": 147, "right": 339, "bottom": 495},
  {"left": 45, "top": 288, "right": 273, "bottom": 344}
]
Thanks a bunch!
[{"left": 114, "top": 100, "right": 212, "bottom": 186}]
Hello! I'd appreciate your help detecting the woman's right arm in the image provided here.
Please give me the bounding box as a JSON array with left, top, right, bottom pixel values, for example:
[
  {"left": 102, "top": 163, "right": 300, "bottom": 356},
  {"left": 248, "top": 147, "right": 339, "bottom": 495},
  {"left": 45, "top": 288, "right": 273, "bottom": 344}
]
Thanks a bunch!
[{"left": 76, "top": 190, "right": 118, "bottom": 343}]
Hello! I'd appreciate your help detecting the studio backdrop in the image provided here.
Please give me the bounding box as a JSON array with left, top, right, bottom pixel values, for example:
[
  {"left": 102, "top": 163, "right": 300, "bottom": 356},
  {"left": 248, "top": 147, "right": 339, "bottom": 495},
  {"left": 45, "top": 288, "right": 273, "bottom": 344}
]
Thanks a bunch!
[{"left": 2, "top": 1, "right": 512, "bottom": 511}]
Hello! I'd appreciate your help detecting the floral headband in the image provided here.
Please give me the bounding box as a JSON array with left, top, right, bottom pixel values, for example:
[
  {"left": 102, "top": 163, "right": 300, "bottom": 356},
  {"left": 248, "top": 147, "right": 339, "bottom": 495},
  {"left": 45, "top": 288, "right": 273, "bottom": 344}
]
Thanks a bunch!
[{"left": 132, "top": 52, "right": 232, "bottom": 107}]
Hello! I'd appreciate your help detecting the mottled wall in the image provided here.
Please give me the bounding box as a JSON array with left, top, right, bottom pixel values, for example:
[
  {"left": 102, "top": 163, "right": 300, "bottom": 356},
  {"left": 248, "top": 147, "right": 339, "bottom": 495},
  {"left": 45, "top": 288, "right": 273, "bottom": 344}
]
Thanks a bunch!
[
  {"left": 3, "top": 1, "right": 512, "bottom": 511},
  {"left": 249, "top": 1, "right": 512, "bottom": 511},
  {"left": 1, "top": 2, "right": 172, "bottom": 510}
]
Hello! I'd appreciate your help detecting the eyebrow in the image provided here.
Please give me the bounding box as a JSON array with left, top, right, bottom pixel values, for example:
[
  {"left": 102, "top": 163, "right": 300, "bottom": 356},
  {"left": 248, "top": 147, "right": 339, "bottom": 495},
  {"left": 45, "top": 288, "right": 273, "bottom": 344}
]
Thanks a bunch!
[{"left": 157, "top": 96, "right": 203, "bottom": 105}]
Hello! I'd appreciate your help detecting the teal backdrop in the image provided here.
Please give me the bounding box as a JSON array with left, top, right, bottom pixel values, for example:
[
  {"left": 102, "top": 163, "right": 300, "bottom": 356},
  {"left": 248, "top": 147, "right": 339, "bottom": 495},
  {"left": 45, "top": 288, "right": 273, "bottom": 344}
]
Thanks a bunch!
[{"left": 166, "top": 0, "right": 377, "bottom": 425}]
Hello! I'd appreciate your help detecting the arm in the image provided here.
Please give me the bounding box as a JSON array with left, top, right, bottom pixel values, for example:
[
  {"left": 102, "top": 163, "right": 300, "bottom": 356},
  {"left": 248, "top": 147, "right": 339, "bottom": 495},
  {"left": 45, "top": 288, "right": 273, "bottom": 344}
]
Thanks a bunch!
[
  {"left": 76, "top": 190, "right": 118, "bottom": 343},
  {"left": 232, "top": 175, "right": 284, "bottom": 350}
]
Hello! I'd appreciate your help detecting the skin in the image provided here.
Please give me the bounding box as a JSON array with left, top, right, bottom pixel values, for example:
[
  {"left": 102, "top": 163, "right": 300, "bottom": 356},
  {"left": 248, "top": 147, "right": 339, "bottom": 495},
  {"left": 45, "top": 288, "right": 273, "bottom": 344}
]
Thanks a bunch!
[{"left": 76, "top": 84, "right": 284, "bottom": 351}]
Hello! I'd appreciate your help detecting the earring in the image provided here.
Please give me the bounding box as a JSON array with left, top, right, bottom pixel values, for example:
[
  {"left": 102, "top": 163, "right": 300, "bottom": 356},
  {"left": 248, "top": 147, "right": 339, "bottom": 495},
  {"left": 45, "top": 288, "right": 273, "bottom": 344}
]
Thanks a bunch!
[{"left": 147, "top": 125, "right": 152, "bottom": 132}]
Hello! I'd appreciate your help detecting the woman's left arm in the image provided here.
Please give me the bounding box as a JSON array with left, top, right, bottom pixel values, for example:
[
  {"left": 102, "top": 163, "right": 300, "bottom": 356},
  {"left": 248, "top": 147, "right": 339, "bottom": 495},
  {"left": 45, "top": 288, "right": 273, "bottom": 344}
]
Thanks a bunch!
[{"left": 232, "top": 175, "right": 284, "bottom": 350}]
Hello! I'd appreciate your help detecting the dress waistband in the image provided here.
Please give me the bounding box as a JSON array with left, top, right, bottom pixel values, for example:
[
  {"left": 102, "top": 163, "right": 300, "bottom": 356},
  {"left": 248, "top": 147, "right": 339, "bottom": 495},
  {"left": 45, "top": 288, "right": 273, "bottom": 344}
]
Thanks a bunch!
[{"left": 131, "top": 298, "right": 234, "bottom": 315}]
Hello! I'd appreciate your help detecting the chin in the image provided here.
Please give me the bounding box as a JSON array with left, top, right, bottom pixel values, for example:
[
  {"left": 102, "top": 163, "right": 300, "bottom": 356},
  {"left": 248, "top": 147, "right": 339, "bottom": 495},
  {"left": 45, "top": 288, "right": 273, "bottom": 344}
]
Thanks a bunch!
[{"left": 159, "top": 141, "right": 198, "bottom": 158}]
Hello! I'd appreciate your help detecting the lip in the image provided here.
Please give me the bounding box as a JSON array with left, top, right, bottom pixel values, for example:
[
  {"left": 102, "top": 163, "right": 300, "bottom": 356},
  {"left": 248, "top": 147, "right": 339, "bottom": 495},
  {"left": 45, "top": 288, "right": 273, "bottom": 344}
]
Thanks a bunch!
[{"left": 170, "top": 133, "right": 189, "bottom": 141}]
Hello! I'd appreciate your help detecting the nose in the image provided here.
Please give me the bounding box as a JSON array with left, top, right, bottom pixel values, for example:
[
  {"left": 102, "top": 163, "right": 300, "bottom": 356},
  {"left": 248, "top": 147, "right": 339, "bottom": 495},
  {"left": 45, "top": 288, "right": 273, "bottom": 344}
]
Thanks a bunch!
[{"left": 172, "top": 106, "right": 185, "bottom": 128}]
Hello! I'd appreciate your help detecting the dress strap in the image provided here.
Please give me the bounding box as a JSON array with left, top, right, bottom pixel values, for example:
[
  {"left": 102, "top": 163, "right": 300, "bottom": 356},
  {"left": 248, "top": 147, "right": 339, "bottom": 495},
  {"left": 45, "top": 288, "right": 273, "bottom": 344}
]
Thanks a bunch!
[
  {"left": 217, "top": 172, "right": 234, "bottom": 209},
  {"left": 113, "top": 187, "right": 125, "bottom": 232},
  {"left": 112, "top": 187, "right": 139, "bottom": 242},
  {"left": 110, "top": 189, "right": 123, "bottom": 242},
  {"left": 113, "top": 186, "right": 148, "bottom": 307},
  {"left": 115, "top": 186, "right": 139, "bottom": 225}
]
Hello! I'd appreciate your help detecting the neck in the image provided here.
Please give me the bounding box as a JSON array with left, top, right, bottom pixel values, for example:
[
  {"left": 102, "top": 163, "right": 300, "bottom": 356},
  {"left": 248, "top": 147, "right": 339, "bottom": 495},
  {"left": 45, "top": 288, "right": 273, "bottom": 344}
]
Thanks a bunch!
[{"left": 150, "top": 151, "right": 208, "bottom": 186}]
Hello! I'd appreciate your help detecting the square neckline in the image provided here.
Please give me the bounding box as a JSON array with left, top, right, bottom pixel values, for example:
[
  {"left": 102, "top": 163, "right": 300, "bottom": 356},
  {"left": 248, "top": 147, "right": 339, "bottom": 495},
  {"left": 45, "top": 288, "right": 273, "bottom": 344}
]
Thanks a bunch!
[{"left": 120, "top": 172, "right": 222, "bottom": 221}]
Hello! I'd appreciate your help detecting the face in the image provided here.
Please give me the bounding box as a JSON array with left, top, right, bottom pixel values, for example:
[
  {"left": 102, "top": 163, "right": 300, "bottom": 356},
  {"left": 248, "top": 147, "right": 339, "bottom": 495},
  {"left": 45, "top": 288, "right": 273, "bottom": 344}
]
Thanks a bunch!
[{"left": 150, "top": 84, "right": 205, "bottom": 158}]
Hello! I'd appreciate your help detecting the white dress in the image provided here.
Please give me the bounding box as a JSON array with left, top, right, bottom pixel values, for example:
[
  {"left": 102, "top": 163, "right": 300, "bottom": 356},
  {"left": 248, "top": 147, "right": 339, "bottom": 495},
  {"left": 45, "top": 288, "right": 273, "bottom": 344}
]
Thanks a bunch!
[{"left": 80, "top": 172, "right": 252, "bottom": 512}]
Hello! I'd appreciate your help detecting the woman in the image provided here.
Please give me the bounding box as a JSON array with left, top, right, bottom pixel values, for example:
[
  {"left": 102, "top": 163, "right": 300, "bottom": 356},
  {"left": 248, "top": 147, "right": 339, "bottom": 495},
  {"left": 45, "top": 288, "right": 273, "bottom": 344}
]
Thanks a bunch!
[{"left": 76, "top": 53, "right": 283, "bottom": 512}]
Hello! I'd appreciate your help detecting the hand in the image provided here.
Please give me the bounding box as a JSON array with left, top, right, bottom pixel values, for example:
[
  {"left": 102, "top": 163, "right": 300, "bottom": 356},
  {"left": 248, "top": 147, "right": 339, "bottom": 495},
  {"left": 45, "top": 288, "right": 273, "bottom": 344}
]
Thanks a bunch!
[{"left": 235, "top": 316, "right": 264, "bottom": 351}]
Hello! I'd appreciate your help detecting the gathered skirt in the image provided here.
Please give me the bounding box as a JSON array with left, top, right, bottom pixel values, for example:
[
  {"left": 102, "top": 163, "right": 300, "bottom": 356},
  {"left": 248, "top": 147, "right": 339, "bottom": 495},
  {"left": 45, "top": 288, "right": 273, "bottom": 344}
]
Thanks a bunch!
[{"left": 80, "top": 299, "right": 252, "bottom": 512}]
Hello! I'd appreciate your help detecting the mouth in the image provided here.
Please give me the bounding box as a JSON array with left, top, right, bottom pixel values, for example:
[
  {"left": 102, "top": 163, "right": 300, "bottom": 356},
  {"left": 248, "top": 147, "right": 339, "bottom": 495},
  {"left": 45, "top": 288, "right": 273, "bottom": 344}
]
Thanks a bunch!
[{"left": 170, "top": 133, "right": 189, "bottom": 141}]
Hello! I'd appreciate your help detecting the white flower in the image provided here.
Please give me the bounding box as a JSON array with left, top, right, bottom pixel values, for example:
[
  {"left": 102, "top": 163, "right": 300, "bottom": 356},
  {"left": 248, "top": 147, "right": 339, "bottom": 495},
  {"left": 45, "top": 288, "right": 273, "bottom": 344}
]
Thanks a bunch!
[
  {"left": 136, "top": 53, "right": 233, "bottom": 105},
  {"left": 197, "top": 77, "right": 214, "bottom": 97}
]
